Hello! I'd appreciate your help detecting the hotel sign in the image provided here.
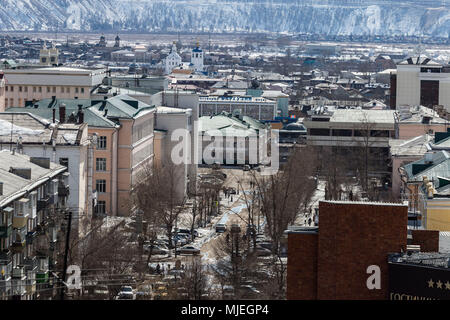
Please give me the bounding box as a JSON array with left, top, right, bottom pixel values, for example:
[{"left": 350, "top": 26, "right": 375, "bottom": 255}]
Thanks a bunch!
[{"left": 388, "top": 262, "right": 450, "bottom": 300}]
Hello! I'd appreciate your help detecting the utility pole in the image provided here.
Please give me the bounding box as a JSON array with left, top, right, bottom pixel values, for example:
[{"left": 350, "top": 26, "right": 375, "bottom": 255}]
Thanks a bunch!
[{"left": 60, "top": 209, "right": 73, "bottom": 300}]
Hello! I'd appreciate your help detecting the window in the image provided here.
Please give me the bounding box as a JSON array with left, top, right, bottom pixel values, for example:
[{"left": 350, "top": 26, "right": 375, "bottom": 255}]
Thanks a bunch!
[
  {"left": 33, "top": 87, "right": 36, "bottom": 93},
  {"left": 24, "top": 86, "right": 27, "bottom": 93},
  {"left": 61, "top": 87, "right": 64, "bottom": 93},
  {"left": 96, "top": 158, "right": 107, "bottom": 171},
  {"left": 41, "top": 57, "right": 47, "bottom": 63},
  {"left": 95, "top": 201, "right": 106, "bottom": 215},
  {"left": 97, "top": 136, "right": 107, "bottom": 150},
  {"left": 5, "top": 86, "right": 8, "bottom": 92},
  {"left": 96, "top": 180, "right": 106, "bottom": 193},
  {"left": 47, "top": 87, "right": 50, "bottom": 93},
  {"left": 81, "top": 88, "right": 85, "bottom": 94},
  {"left": 309, "top": 128, "right": 330, "bottom": 136},
  {"left": 59, "top": 158, "right": 69, "bottom": 168},
  {"left": 66, "top": 87, "right": 70, "bottom": 94},
  {"left": 19, "top": 86, "right": 22, "bottom": 92},
  {"left": 39, "top": 87, "right": 42, "bottom": 93},
  {"left": 53, "top": 87, "right": 56, "bottom": 93},
  {"left": 10, "top": 86, "right": 13, "bottom": 92},
  {"left": 75, "top": 88, "right": 79, "bottom": 94}
]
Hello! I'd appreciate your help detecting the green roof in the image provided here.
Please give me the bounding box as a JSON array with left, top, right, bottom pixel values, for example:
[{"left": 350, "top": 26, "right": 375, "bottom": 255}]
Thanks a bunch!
[{"left": 6, "top": 94, "right": 154, "bottom": 128}]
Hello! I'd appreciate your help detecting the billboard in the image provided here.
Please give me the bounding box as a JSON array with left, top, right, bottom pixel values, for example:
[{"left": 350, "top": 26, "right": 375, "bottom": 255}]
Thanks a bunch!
[{"left": 389, "top": 262, "right": 450, "bottom": 300}]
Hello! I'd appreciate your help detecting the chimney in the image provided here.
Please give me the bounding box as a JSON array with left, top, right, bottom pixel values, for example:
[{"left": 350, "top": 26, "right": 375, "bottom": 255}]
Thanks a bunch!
[
  {"left": 9, "top": 167, "right": 31, "bottom": 180},
  {"left": 52, "top": 108, "right": 56, "bottom": 123},
  {"left": 104, "top": 109, "right": 108, "bottom": 117},
  {"left": 104, "top": 96, "right": 108, "bottom": 100},
  {"left": 74, "top": 96, "right": 78, "bottom": 100},
  {"left": 0, "top": 182, "right": 3, "bottom": 196},
  {"left": 30, "top": 157, "right": 50, "bottom": 169},
  {"left": 77, "top": 104, "right": 84, "bottom": 124},
  {"left": 424, "top": 152, "right": 433, "bottom": 164},
  {"left": 59, "top": 104, "right": 66, "bottom": 123}
]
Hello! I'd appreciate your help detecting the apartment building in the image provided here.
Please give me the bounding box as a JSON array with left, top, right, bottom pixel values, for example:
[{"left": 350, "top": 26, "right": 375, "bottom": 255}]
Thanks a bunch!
[
  {"left": 0, "top": 151, "right": 68, "bottom": 300},
  {"left": 0, "top": 112, "right": 90, "bottom": 235},
  {"left": 394, "top": 56, "right": 450, "bottom": 111},
  {"left": 7, "top": 94, "right": 155, "bottom": 216},
  {"left": 2, "top": 67, "right": 107, "bottom": 109},
  {"left": 399, "top": 133, "right": 450, "bottom": 232}
]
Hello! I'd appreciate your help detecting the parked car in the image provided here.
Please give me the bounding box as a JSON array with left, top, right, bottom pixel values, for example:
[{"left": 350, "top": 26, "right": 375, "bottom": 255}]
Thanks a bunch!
[
  {"left": 144, "top": 245, "right": 168, "bottom": 255},
  {"left": 215, "top": 223, "right": 227, "bottom": 233},
  {"left": 243, "top": 165, "right": 250, "bottom": 171},
  {"left": 176, "top": 245, "right": 201, "bottom": 255},
  {"left": 117, "top": 286, "right": 134, "bottom": 300}
]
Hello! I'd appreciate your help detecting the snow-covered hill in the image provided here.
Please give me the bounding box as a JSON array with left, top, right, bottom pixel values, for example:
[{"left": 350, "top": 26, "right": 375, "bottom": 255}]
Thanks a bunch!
[{"left": 0, "top": 0, "right": 448, "bottom": 37}]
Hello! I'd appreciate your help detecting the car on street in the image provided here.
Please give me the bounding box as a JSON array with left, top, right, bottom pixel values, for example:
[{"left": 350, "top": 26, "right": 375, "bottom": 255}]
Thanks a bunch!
[
  {"left": 117, "top": 286, "right": 134, "bottom": 300},
  {"left": 215, "top": 223, "right": 227, "bottom": 233},
  {"left": 144, "top": 244, "right": 168, "bottom": 255},
  {"left": 175, "top": 245, "right": 201, "bottom": 255}
]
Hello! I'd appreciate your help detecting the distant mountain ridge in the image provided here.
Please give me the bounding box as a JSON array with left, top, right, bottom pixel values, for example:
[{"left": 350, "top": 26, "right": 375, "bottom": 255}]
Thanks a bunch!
[{"left": 0, "top": 0, "right": 448, "bottom": 37}]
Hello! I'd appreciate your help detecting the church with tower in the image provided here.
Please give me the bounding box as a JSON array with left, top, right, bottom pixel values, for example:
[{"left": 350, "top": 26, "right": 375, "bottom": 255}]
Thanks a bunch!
[
  {"left": 164, "top": 40, "right": 205, "bottom": 74},
  {"left": 190, "top": 41, "right": 204, "bottom": 72}
]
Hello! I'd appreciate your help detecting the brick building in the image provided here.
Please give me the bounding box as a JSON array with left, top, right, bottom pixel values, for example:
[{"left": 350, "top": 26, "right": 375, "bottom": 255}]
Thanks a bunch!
[{"left": 287, "top": 201, "right": 408, "bottom": 300}]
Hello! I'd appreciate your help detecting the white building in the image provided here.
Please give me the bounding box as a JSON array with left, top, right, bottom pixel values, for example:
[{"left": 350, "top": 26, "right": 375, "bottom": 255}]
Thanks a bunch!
[
  {"left": 165, "top": 42, "right": 182, "bottom": 75},
  {"left": 191, "top": 42, "right": 204, "bottom": 73},
  {"left": 154, "top": 106, "right": 195, "bottom": 199},
  {"left": 396, "top": 56, "right": 450, "bottom": 112},
  {"left": 39, "top": 43, "right": 59, "bottom": 66},
  {"left": 0, "top": 112, "right": 90, "bottom": 234}
]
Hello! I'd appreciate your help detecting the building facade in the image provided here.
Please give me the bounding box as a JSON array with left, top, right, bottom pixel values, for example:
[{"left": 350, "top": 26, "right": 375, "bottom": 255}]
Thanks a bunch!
[
  {"left": 0, "top": 151, "right": 69, "bottom": 300},
  {"left": 3, "top": 67, "right": 107, "bottom": 108},
  {"left": 287, "top": 201, "right": 408, "bottom": 300},
  {"left": 395, "top": 56, "right": 450, "bottom": 112}
]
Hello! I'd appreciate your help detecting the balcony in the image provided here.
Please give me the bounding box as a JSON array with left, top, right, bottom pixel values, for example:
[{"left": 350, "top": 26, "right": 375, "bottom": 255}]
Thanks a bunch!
[
  {"left": 11, "top": 277, "right": 26, "bottom": 297},
  {"left": 37, "top": 197, "right": 50, "bottom": 212},
  {"left": 58, "top": 184, "right": 70, "bottom": 197},
  {"left": 26, "top": 231, "right": 37, "bottom": 245},
  {"left": 36, "top": 257, "right": 49, "bottom": 284},
  {"left": 0, "top": 249, "right": 12, "bottom": 263},
  {"left": 12, "top": 215, "right": 28, "bottom": 229},
  {"left": 25, "top": 269, "right": 37, "bottom": 295},
  {"left": 11, "top": 228, "right": 27, "bottom": 253},
  {"left": 12, "top": 266, "right": 25, "bottom": 279},
  {"left": 24, "top": 256, "right": 38, "bottom": 272},
  {"left": 0, "top": 225, "right": 12, "bottom": 238}
]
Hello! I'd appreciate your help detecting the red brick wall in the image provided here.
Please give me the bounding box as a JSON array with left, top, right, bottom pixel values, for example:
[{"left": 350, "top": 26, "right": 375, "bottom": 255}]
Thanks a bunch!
[
  {"left": 317, "top": 202, "right": 407, "bottom": 300},
  {"left": 287, "top": 232, "right": 318, "bottom": 300},
  {"left": 411, "top": 230, "right": 440, "bottom": 252}
]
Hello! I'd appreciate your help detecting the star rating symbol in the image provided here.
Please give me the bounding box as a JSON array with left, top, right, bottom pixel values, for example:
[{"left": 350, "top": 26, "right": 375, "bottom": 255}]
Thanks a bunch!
[{"left": 428, "top": 279, "right": 450, "bottom": 290}]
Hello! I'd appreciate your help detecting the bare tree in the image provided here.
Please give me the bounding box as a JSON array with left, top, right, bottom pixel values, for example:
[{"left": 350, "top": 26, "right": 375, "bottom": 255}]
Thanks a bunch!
[{"left": 251, "top": 145, "right": 318, "bottom": 255}]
